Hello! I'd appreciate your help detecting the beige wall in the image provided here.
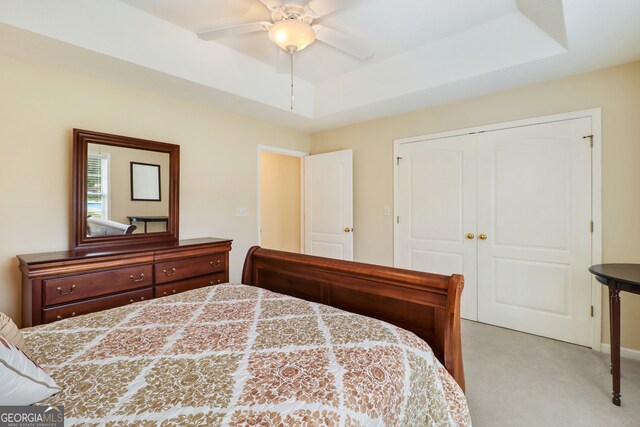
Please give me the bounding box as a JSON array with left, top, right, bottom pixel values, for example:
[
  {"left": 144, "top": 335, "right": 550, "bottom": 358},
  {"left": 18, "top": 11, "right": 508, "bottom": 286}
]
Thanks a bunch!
[
  {"left": 3, "top": 46, "right": 639, "bottom": 350},
  {"left": 260, "top": 151, "right": 301, "bottom": 253},
  {"left": 0, "top": 53, "right": 309, "bottom": 325},
  {"left": 90, "top": 144, "right": 170, "bottom": 233},
  {"left": 310, "top": 60, "right": 640, "bottom": 350}
]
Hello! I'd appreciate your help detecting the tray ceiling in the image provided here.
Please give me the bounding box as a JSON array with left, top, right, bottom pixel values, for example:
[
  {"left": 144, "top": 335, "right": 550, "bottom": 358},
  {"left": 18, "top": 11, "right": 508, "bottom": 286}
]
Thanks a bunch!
[
  {"left": 119, "top": 0, "right": 520, "bottom": 83},
  {"left": 0, "top": 0, "right": 639, "bottom": 131}
]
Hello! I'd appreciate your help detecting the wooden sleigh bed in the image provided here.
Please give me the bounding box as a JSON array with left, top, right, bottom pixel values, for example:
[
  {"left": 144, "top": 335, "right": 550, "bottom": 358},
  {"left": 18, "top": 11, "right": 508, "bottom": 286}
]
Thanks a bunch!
[
  {"left": 20, "top": 246, "right": 468, "bottom": 426},
  {"left": 242, "top": 246, "right": 466, "bottom": 390}
]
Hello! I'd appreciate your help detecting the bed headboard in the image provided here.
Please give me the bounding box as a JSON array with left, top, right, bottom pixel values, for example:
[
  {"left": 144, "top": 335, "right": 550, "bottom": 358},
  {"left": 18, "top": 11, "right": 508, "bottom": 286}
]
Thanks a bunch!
[{"left": 241, "top": 246, "right": 465, "bottom": 390}]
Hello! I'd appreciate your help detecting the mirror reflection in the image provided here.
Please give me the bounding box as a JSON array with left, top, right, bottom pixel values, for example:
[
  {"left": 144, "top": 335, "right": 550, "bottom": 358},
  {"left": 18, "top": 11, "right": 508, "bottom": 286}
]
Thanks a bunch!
[{"left": 86, "top": 143, "right": 170, "bottom": 237}]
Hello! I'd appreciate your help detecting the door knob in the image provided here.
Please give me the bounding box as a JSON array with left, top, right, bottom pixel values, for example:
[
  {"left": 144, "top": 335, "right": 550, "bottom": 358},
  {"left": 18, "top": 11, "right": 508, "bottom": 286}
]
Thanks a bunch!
[
  {"left": 479, "top": 233, "right": 488, "bottom": 240},
  {"left": 344, "top": 227, "right": 353, "bottom": 233},
  {"left": 466, "top": 233, "right": 475, "bottom": 240}
]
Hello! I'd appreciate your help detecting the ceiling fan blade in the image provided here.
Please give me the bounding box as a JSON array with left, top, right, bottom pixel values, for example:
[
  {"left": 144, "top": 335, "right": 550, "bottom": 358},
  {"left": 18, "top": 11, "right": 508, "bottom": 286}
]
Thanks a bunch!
[
  {"left": 197, "top": 22, "right": 271, "bottom": 41},
  {"left": 313, "top": 25, "right": 373, "bottom": 59},
  {"left": 259, "top": 0, "right": 283, "bottom": 12},
  {"left": 276, "top": 48, "right": 290, "bottom": 74},
  {"left": 305, "top": 0, "right": 354, "bottom": 18}
]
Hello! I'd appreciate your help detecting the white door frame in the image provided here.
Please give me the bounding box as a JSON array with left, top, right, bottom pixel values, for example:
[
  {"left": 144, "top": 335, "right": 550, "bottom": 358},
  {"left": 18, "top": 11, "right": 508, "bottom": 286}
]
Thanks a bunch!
[
  {"left": 257, "top": 145, "right": 308, "bottom": 251},
  {"left": 393, "top": 108, "right": 602, "bottom": 351}
]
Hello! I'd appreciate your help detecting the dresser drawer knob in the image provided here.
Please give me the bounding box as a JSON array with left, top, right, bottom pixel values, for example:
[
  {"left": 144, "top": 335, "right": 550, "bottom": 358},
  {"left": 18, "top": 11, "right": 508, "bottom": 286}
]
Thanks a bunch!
[
  {"left": 210, "top": 260, "right": 221, "bottom": 267},
  {"left": 140, "top": 297, "right": 145, "bottom": 301},
  {"left": 56, "top": 284, "right": 76, "bottom": 296},
  {"left": 163, "top": 268, "right": 177, "bottom": 277},
  {"left": 58, "top": 312, "right": 77, "bottom": 320},
  {"left": 129, "top": 273, "right": 145, "bottom": 283},
  {"left": 130, "top": 299, "right": 135, "bottom": 303},
  {"left": 54, "top": 313, "right": 76, "bottom": 320}
]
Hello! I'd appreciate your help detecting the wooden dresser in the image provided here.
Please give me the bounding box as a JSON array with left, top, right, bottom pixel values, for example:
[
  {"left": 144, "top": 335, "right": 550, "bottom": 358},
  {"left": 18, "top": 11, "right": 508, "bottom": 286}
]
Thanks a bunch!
[{"left": 18, "top": 238, "right": 232, "bottom": 327}]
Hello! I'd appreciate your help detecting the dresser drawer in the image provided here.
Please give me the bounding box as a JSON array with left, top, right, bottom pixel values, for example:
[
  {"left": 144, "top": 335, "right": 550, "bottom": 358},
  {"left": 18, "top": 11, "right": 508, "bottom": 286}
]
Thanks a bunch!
[
  {"left": 154, "top": 272, "right": 226, "bottom": 298},
  {"left": 42, "top": 288, "right": 153, "bottom": 323},
  {"left": 155, "top": 253, "right": 226, "bottom": 284},
  {"left": 43, "top": 264, "right": 153, "bottom": 306}
]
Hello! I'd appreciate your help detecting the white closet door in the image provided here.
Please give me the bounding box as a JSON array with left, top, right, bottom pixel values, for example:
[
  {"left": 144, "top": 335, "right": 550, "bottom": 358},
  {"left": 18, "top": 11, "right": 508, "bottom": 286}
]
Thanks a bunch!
[
  {"left": 476, "top": 118, "right": 592, "bottom": 346},
  {"left": 304, "top": 150, "right": 354, "bottom": 260},
  {"left": 397, "top": 135, "right": 479, "bottom": 320}
]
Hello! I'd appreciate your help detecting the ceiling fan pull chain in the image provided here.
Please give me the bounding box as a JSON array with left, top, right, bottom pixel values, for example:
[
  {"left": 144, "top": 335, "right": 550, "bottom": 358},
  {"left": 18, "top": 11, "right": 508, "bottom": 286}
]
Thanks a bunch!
[{"left": 290, "top": 51, "right": 295, "bottom": 110}]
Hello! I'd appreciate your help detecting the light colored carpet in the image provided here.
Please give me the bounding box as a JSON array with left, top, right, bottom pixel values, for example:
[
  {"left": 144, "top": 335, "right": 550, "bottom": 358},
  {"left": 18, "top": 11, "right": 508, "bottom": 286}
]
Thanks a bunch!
[{"left": 462, "top": 320, "right": 640, "bottom": 426}]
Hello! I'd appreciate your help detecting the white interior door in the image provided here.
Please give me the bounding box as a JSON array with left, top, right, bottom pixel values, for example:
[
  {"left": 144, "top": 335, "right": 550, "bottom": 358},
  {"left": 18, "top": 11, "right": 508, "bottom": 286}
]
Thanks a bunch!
[
  {"left": 304, "top": 150, "right": 353, "bottom": 260},
  {"left": 476, "top": 118, "right": 593, "bottom": 346},
  {"left": 397, "top": 136, "right": 479, "bottom": 320}
]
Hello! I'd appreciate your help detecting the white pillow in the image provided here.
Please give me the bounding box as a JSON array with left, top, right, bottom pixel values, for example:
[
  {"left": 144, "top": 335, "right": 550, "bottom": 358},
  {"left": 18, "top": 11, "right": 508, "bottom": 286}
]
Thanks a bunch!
[
  {"left": 0, "top": 336, "right": 61, "bottom": 405},
  {"left": 0, "top": 312, "right": 32, "bottom": 358}
]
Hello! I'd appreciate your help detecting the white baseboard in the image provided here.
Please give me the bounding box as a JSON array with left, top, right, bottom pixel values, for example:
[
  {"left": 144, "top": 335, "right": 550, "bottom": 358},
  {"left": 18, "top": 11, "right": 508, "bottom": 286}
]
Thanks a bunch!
[{"left": 600, "top": 343, "right": 640, "bottom": 361}]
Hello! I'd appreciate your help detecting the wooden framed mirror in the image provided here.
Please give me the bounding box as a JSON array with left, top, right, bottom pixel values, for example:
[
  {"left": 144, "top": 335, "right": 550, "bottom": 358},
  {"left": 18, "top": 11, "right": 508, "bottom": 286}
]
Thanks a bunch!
[{"left": 72, "top": 129, "right": 179, "bottom": 250}]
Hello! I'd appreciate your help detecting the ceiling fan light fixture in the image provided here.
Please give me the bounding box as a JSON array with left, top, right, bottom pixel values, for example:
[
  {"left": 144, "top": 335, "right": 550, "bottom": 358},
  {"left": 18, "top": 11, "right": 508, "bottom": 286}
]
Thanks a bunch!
[{"left": 268, "top": 19, "right": 316, "bottom": 53}]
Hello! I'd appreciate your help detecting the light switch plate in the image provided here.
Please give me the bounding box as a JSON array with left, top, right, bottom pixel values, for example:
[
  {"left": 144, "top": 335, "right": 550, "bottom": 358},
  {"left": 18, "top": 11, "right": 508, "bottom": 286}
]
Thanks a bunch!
[
  {"left": 236, "top": 207, "right": 248, "bottom": 217},
  {"left": 384, "top": 206, "right": 391, "bottom": 216}
]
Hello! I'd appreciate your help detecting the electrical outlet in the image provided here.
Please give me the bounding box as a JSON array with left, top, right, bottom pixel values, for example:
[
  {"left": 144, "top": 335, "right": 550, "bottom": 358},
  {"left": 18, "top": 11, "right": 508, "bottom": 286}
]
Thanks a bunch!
[{"left": 236, "top": 207, "right": 248, "bottom": 217}]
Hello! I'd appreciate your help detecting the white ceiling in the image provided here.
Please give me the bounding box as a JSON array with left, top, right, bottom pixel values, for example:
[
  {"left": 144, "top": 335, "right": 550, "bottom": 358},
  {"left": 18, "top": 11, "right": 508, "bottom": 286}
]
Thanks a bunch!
[
  {"left": 118, "top": 0, "right": 520, "bottom": 83},
  {"left": 0, "top": 0, "right": 639, "bottom": 132}
]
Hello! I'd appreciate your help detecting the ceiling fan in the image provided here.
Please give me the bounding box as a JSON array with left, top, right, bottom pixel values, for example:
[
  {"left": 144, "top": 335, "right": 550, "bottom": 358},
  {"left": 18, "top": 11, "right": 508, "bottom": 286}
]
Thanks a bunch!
[{"left": 197, "top": 0, "right": 374, "bottom": 60}]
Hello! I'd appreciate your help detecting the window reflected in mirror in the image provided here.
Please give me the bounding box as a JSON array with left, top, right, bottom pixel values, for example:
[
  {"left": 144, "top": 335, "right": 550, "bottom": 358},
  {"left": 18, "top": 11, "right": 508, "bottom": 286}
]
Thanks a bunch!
[{"left": 87, "top": 152, "right": 109, "bottom": 219}]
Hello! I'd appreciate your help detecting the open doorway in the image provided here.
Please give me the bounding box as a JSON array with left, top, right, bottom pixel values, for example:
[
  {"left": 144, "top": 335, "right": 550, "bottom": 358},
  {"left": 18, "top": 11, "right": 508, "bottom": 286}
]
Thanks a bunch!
[{"left": 258, "top": 145, "right": 306, "bottom": 253}]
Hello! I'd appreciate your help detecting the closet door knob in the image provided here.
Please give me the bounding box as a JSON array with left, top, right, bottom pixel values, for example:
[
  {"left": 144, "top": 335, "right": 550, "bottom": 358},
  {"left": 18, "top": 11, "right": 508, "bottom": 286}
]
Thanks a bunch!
[
  {"left": 466, "top": 233, "right": 475, "bottom": 240},
  {"left": 479, "top": 234, "right": 488, "bottom": 240}
]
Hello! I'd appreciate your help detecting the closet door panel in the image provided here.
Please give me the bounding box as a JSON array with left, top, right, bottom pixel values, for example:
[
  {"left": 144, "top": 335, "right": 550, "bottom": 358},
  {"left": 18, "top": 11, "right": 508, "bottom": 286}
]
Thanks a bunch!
[
  {"left": 398, "top": 135, "right": 478, "bottom": 320},
  {"left": 476, "top": 118, "right": 592, "bottom": 346}
]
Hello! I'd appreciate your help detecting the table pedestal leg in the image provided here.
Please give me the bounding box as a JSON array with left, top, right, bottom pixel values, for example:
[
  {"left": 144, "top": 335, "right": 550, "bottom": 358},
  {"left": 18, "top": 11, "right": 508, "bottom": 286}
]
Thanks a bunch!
[
  {"left": 609, "top": 281, "right": 621, "bottom": 406},
  {"left": 609, "top": 288, "right": 613, "bottom": 375}
]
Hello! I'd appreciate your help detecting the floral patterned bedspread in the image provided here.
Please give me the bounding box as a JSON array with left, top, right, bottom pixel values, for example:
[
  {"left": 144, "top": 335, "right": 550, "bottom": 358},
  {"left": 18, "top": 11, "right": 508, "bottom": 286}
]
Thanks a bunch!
[{"left": 23, "top": 283, "right": 471, "bottom": 426}]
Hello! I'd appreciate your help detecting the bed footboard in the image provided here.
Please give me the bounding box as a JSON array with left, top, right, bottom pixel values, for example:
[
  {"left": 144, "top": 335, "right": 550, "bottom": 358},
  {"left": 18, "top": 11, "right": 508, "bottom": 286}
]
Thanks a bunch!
[{"left": 241, "top": 247, "right": 465, "bottom": 390}]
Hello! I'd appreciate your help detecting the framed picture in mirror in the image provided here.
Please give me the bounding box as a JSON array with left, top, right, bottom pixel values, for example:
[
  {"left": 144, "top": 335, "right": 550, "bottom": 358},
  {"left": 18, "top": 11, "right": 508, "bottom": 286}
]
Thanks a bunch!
[{"left": 131, "top": 162, "right": 161, "bottom": 201}]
